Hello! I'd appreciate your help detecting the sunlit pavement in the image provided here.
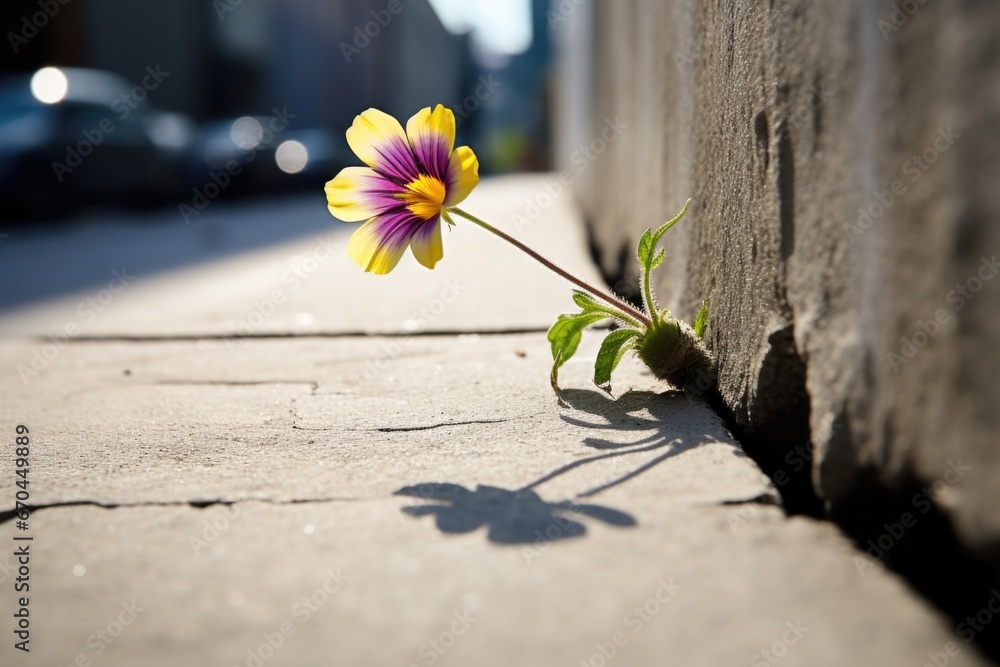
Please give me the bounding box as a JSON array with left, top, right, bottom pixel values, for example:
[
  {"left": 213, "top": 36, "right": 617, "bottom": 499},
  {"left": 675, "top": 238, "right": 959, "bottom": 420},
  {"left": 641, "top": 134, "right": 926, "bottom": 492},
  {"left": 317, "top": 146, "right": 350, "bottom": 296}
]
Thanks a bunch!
[{"left": 0, "top": 176, "right": 989, "bottom": 666}]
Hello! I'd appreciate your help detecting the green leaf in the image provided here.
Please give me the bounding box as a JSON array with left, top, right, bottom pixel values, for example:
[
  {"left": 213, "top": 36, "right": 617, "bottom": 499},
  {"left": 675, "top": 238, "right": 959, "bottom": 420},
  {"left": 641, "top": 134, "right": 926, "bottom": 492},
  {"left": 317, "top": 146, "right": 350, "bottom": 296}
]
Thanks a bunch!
[
  {"left": 547, "top": 311, "right": 606, "bottom": 367},
  {"left": 637, "top": 229, "right": 654, "bottom": 268},
  {"left": 650, "top": 248, "right": 665, "bottom": 270},
  {"left": 593, "top": 329, "right": 642, "bottom": 389},
  {"left": 637, "top": 198, "right": 690, "bottom": 274},
  {"left": 547, "top": 312, "right": 607, "bottom": 395},
  {"left": 571, "top": 290, "right": 601, "bottom": 311},
  {"left": 649, "top": 198, "right": 691, "bottom": 253},
  {"left": 694, "top": 300, "right": 709, "bottom": 339},
  {"left": 547, "top": 313, "right": 606, "bottom": 363}
]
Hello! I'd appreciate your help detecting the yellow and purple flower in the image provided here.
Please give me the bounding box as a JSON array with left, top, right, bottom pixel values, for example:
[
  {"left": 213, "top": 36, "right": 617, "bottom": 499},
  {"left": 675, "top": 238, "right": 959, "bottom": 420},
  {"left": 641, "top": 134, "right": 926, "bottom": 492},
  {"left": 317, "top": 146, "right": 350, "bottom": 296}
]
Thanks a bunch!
[{"left": 325, "top": 105, "right": 479, "bottom": 274}]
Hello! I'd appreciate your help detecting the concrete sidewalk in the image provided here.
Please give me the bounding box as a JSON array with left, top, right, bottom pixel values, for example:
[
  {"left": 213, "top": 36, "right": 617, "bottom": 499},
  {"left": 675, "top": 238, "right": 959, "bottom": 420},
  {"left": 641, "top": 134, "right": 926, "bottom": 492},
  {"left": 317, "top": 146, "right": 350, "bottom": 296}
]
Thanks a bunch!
[{"left": 0, "top": 176, "right": 990, "bottom": 666}]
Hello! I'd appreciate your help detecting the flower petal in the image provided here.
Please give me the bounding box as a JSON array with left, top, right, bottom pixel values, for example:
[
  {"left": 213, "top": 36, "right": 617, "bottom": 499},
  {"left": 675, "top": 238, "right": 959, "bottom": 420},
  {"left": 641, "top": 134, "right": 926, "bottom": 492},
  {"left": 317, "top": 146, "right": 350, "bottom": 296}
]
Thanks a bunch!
[
  {"left": 347, "top": 210, "right": 424, "bottom": 275},
  {"left": 346, "top": 109, "right": 420, "bottom": 184},
  {"left": 325, "top": 167, "right": 406, "bottom": 222},
  {"left": 444, "top": 145, "right": 480, "bottom": 207},
  {"left": 406, "top": 105, "right": 455, "bottom": 182},
  {"left": 409, "top": 218, "right": 444, "bottom": 270}
]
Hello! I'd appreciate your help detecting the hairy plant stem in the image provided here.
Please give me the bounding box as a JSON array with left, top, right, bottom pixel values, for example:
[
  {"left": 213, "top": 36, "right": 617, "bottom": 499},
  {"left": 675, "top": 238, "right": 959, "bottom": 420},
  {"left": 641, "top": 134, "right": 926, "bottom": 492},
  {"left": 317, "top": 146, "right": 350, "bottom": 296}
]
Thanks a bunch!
[
  {"left": 641, "top": 262, "right": 658, "bottom": 324},
  {"left": 447, "top": 206, "right": 651, "bottom": 327}
]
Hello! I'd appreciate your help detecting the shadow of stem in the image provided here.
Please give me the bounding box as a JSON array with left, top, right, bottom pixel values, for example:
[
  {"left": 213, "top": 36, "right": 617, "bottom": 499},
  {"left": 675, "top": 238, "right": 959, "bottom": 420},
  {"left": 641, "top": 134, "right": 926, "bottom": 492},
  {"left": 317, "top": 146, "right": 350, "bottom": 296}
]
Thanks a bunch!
[{"left": 396, "top": 387, "right": 729, "bottom": 544}]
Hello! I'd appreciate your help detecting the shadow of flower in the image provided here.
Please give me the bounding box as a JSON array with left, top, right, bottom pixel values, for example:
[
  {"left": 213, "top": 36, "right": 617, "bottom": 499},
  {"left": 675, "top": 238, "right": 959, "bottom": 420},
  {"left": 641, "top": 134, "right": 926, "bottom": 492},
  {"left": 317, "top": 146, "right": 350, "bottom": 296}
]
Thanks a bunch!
[
  {"left": 394, "top": 483, "right": 635, "bottom": 545},
  {"left": 397, "top": 387, "right": 730, "bottom": 544}
]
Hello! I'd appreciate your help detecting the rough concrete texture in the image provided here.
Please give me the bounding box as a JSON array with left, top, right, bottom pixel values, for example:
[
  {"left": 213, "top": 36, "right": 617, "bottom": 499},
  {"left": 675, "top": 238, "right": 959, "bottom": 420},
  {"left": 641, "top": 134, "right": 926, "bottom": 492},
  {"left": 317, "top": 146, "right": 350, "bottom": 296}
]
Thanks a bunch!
[
  {"left": 0, "top": 337, "right": 991, "bottom": 667},
  {"left": 564, "top": 1, "right": 1000, "bottom": 572},
  {"left": 0, "top": 175, "right": 603, "bottom": 337},
  {"left": 0, "top": 177, "right": 991, "bottom": 664}
]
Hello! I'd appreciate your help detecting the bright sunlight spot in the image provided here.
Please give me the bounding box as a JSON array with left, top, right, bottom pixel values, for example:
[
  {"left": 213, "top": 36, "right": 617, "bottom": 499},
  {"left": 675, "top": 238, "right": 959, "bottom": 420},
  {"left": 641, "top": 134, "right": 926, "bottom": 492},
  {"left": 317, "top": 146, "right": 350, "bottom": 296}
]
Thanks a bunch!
[
  {"left": 30, "top": 67, "right": 68, "bottom": 104},
  {"left": 427, "top": 0, "right": 533, "bottom": 56}
]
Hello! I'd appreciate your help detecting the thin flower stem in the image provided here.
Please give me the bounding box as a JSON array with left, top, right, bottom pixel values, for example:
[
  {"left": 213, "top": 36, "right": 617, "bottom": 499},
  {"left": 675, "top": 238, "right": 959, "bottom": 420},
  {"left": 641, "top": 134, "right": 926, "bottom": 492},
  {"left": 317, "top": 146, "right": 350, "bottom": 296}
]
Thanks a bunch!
[
  {"left": 642, "top": 262, "right": 657, "bottom": 323},
  {"left": 447, "top": 206, "right": 652, "bottom": 327}
]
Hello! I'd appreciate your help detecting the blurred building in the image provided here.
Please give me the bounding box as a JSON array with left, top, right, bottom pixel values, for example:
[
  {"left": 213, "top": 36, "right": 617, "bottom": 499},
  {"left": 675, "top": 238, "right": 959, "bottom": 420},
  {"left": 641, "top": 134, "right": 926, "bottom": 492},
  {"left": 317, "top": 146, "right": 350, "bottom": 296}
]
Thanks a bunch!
[
  {"left": 2, "top": 0, "right": 559, "bottom": 173},
  {"left": 3, "top": 0, "right": 466, "bottom": 126}
]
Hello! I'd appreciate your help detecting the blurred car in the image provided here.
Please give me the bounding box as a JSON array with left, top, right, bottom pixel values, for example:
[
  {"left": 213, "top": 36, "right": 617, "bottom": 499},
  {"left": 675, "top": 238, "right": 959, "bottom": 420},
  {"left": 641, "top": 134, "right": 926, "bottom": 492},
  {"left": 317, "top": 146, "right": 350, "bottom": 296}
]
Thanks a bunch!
[
  {"left": 195, "top": 116, "right": 340, "bottom": 195},
  {"left": 273, "top": 127, "right": 340, "bottom": 188},
  {"left": 0, "top": 67, "right": 198, "bottom": 221}
]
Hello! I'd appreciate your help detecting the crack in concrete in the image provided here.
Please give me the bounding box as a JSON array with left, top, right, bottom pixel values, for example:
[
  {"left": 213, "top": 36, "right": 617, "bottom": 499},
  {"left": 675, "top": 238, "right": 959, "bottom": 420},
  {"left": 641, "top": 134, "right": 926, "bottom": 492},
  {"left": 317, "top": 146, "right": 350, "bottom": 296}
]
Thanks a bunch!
[
  {"left": 156, "top": 380, "right": 320, "bottom": 391},
  {"left": 291, "top": 418, "right": 511, "bottom": 433},
  {"left": 0, "top": 496, "right": 358, "bottom": 524},
  {"left": 373, "top": 418, "right": 511, "bottom": 432},
  {"left": 720, "top": 493, "right": 781, "bottom": 507}
]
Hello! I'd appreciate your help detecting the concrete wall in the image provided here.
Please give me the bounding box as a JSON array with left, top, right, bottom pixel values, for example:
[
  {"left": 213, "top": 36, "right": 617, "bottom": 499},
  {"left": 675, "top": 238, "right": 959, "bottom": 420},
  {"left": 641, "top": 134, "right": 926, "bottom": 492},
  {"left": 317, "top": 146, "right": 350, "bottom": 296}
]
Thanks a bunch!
[{"left": 557, "top": 0, "right": 1000, "bottom": 572}]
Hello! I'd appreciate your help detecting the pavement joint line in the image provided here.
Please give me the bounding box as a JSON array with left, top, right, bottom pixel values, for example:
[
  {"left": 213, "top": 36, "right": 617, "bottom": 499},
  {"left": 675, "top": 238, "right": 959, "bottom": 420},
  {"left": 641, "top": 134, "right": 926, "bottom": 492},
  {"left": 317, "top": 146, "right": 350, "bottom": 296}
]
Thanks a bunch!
[
  {"left": 155, "top": 379, "right": 320, "bottom": 391},
  {"left": 0, "top": 496, "right": 365, "bottom": 524},
  {"left": 14, "top": 327, "right": 554, "bottom": 343}
]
